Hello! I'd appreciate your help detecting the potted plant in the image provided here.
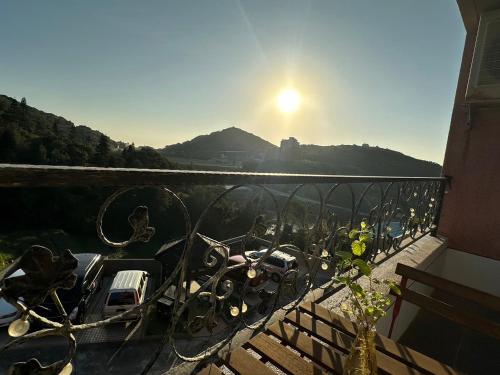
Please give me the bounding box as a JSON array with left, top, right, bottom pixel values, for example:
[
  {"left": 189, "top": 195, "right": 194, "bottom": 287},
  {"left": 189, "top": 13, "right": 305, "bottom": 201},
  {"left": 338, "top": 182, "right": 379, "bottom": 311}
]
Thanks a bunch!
[{"left": 332, "top": 221, "right": 401, "bottom": 375}]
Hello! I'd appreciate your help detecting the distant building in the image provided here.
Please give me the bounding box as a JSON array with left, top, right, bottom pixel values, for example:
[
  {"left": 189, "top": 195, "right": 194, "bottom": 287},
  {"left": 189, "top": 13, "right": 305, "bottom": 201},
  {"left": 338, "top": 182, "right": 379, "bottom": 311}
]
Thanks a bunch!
[
  {"left": 279, "top": 137, "right": 300, "bottom": 160},
  {"left": 362, "top": 143, "right": 370, "bottom": 148}
]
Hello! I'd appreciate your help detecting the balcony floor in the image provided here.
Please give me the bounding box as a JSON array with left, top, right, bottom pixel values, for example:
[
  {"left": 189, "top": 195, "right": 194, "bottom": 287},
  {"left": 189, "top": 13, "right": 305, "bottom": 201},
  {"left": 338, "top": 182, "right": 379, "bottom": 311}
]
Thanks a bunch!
[{"left": 399, "top": 305, "right": 500, "bottom": 374}]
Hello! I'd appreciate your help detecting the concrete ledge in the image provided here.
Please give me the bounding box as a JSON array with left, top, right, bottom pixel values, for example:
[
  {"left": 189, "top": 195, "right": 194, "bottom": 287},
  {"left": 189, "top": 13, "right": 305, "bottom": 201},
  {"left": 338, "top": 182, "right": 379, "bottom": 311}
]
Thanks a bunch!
[{"left": 319, "top": 234, "right": 448, "bottom": 340}]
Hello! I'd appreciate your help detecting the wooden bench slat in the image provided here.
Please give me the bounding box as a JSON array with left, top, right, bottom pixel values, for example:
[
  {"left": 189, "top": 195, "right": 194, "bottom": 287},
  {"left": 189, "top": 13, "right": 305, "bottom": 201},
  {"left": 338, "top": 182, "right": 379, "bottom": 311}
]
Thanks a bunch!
[
  {"left": 401, "top": 287, "right": 500, "bottom": 339},
  {"left": 300, "top": 301, "right": 357, "bottom": 335},
  {"left": 247, "top": 332, "right": 327, "bottom": 375},
  {"left": 395, "top": 263, "right": 500, "bottom": 313},
  {"left": 223, "top": 346, "right": 276, "bottom": 375},
  {"left": 300, "top": 302, "right": 461, "bottom": 375},
  {"left": 197, "top": 363, "right": 224, "bottom": 375},
  {"left": 267, "top": 320, "right": 344, "bottom": 374},
  {"left": 285, "top": 310, "right": 422, "bottom": 375},
  {"left": 286, "top": 309, "right": 354, "bottom": 352}
]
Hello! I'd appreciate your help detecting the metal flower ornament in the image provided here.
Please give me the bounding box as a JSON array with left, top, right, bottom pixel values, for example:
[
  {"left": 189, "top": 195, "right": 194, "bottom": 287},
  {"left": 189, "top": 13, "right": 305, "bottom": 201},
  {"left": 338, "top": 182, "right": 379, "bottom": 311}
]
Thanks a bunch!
[
  {"left": 128, "top": 205, "right": 156, "bottom": 243},
  {"left": 0, "top": 246, "right": 78, "bottom": 375},
  {"left": 1, "top": 246, "right": 78, "bottom": 307}
]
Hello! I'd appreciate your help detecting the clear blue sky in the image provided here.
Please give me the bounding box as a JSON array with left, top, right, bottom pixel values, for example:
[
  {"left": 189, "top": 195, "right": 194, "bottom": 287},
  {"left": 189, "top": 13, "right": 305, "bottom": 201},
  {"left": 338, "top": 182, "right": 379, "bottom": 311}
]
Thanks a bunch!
[{"left": 0, "top": 1, "right": 464, "bottom": 163}]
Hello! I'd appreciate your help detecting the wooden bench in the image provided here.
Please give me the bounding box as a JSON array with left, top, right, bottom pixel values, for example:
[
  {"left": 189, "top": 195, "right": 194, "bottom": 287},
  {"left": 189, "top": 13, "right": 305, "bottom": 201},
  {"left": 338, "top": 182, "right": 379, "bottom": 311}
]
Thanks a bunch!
[
  {"left": 197, "top": 300, "right": 460, "bottom": 375},
  {"left": 389, "top": 263, "right": 500, "bottom": 340}
]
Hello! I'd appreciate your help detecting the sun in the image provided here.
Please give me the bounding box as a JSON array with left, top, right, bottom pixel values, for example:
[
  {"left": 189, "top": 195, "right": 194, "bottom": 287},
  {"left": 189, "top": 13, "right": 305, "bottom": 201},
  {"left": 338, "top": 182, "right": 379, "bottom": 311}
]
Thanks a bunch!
[{"left": 276, "top": 88, "right": 301, "bottom": 113}]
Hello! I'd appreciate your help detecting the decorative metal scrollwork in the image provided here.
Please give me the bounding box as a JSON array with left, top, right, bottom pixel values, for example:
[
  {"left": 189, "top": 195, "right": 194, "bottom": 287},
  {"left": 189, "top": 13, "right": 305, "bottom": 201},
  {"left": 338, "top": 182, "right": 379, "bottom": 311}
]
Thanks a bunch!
[{"left": 0, "top": 177, "right": 444, "bottom": 374}]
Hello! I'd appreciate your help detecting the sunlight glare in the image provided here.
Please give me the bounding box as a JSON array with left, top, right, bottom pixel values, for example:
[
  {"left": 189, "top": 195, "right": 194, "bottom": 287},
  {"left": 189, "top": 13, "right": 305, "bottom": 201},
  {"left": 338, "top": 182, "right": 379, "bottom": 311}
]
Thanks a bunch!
[{"left": 277, "top": 88, "right": 301, "bottom": 113}]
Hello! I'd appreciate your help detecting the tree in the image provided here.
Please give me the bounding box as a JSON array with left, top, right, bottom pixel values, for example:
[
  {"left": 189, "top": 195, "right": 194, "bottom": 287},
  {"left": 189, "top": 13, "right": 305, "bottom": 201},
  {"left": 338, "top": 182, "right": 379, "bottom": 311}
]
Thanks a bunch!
[
  {"left": 92, "top": 134, "right": 111, "bottom": 166},
  {"left": 21, "top": 97, "right": 27, "bottom": 107},
  {"left": 0, "top": 128, "right": 18, "bottom": 161},
  {"left": 26, "top": 140, "right": 48, "bottom": 164},
  {"left": 121, "top": 143, "right": 136, "bottom": 166}
]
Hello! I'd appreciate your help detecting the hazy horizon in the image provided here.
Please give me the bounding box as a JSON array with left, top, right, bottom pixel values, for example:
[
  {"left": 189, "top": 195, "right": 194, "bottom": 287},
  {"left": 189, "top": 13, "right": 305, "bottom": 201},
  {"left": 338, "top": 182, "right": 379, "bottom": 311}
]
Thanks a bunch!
[{"left": 0, "top": 1, "right": 465, "bottom": 163}]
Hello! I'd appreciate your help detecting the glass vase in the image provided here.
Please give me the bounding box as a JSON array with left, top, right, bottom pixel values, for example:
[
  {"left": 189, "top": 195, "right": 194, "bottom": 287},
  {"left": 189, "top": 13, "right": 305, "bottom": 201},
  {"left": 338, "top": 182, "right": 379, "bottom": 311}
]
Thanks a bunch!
[{"left": 343, "top": 324, "right": 377, "bottom": 375}]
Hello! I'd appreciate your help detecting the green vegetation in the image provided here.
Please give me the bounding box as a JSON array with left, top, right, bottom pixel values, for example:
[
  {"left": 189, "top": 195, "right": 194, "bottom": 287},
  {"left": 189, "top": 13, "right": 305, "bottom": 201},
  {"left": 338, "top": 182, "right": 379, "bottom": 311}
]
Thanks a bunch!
[
  {"left": 160, "top": 126, "right": 441, "bottom": 177},
  {"left": 0, "top": 96, "right": 258, "bottom": 269},
  {"left": 0, "top": 95, "right": 173, "bottom": 168},
  {"left": 0, "top": 94, "right": 440, "bottom": 271},
  {"left": 332, "top": 222, "right": 401, "bottom": 327},
  {"left": 160, "top": 126, "right": 276, "bottom": 160}
]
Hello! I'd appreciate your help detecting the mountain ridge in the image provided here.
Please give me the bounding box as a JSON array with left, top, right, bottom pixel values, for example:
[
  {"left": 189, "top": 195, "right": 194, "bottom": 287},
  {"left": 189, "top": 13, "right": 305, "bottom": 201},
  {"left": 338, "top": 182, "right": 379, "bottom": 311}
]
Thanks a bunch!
[
  {"left": 159, "top": 126, "right": 441, "bottom": 176},
  {"left": 0, "top": 94, "right": 441, "bottom": 176},
  {"left": 160, "top": 126, "right": 277, "bottom": 160}
]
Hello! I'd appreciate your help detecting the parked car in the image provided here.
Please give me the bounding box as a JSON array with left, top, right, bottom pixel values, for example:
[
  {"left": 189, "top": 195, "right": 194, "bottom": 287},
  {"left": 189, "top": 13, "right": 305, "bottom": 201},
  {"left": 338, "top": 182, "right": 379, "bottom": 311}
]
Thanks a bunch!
[
  {"left": 0, "top": 269, "right": 25, "bottom": 327},
  {"left": 36, "top": 253, "right": 104, "bottom": 323},
  {"left": 246, "top": 249, "right": 298, "bottom": 282},
  {"left": 103, "top": 270, "right": 149, "bottom": 319}
]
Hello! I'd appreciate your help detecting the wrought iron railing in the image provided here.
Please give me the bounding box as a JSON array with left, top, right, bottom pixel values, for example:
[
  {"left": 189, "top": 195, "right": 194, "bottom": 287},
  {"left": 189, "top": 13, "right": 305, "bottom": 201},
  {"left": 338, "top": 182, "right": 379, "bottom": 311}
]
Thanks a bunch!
[{"left": 0, "top": 164, "right": 445, "bottom": 374}]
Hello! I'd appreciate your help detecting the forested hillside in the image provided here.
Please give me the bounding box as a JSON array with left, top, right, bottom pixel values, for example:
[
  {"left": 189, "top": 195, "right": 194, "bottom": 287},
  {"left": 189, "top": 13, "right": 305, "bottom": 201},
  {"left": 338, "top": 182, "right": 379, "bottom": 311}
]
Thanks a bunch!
[
  {"left": 0, "top": 95, "right": 172, "bottom": 169},
  {"left": 257, "top": 144, "right": 441, "bottom": 176},
  {"left": 160, "top": 126, "right": 277, "bottom": 160},
  {"left": 160, "top": 127, "right": 441, "bottom": 177}
]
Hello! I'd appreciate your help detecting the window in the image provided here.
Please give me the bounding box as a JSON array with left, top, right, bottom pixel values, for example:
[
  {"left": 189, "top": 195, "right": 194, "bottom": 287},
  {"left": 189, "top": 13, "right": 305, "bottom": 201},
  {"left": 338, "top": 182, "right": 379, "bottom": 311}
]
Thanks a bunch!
[
  {"left": 466, "top": 8, "right": 500, "bottom": 102},
  {"left": 266, "top": 257, "right": 285, "bottom": 268},
  {"left": 107, "top": 292, "right": 135, "bottom": 306}
]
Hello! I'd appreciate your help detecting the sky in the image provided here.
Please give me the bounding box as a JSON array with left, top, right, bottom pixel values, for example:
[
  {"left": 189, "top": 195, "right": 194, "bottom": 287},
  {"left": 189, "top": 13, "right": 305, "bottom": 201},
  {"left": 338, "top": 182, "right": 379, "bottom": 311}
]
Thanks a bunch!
[{"left": 0, "top": 1, "right": 465, "bottom": 163}]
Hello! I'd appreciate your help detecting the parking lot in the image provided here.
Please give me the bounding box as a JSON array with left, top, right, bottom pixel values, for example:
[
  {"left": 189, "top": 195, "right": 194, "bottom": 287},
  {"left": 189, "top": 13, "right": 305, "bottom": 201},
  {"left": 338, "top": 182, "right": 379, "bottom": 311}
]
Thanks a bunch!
[
  {"left": 76, "top": 276, "right": 155, "bottom": 344},
  {"left": 0, "top": 250, "right": 333, "bottom": 374}
]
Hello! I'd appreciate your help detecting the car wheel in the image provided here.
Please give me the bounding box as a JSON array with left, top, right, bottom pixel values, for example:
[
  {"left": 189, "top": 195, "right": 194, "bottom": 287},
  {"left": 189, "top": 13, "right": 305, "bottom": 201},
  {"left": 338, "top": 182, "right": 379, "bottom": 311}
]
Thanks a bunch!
[{"left": 271, "top": 273, "right": 281, "bottom": 282}]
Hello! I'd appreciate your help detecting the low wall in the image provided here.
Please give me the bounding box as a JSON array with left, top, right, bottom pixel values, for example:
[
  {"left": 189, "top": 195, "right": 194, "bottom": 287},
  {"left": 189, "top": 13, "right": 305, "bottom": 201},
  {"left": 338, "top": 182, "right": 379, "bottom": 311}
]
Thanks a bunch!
[{"left": 318, "top": 234, "right": 448, "bottom": 341}]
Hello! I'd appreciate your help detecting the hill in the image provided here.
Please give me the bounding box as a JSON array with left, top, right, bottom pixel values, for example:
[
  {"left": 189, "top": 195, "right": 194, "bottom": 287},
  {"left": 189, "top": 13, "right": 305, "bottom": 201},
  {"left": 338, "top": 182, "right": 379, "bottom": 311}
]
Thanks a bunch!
[
  {"left": 0, "top": 95, "right": 172, "bottom": 169},
  {"left": 160, "top": 127, "right": 441, "bottom": 177},
  {"left": 0, "top": 94, "right": 441, "bottom": 177},
  {"left": 257, "top": 144, "right": 441, "bottom": 176},
  {"left": 0, "top": 95, "right": 124, "bottom": 149},
  {"left": 159, "top": 126, "right": 277, "bottom": 160}
]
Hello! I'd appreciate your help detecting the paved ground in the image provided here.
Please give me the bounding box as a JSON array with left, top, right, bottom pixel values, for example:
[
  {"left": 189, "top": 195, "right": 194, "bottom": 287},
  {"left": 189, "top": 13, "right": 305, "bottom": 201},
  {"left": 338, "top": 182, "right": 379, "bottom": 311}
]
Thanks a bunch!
[
  {"left": 0, "top": 250, "right": 334, "bottom": 374},
  {"left": 76, "top": 277, "right": 155, "bottom": 344}
]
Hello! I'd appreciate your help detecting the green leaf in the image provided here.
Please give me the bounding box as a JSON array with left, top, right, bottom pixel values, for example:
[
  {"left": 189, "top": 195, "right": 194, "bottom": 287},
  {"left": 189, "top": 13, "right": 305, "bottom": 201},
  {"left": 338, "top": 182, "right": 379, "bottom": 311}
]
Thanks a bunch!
[
  {"left": 351, "top": 240, "right": 366, "bottom": 256},
  {"left": 384, "top": 280, "right": 402, "bottom": 296},
  {"left": 359, "top": 232, "right": 373, "bottom": 243},
  {"left": 349, "top": 283, "right": 365, "bottom": 297},
  {"left": 335, "top": 251, "right": 353, "bottom": 260},
  {"left": 389, "top": 283, "right": 401, "bottom": 296},
  {"left": 337, "top": 276, "right": 351, "bottom": 284},
  {"left": 352, "top": 259, "right": 371, "bottom": 276},
  {"left": 348, "top": 229, "right": 359, "bottom": 240}
]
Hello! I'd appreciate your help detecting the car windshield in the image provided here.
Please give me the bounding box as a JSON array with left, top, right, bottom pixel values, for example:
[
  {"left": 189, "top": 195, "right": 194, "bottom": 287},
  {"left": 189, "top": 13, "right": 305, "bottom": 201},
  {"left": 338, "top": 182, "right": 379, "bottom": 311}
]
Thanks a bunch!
[
  {"left": 266, "top": 257, "right": 285, "bottom": 267},
  {"left": 107, "top": 291, "right": 135, "bottom": 306}
]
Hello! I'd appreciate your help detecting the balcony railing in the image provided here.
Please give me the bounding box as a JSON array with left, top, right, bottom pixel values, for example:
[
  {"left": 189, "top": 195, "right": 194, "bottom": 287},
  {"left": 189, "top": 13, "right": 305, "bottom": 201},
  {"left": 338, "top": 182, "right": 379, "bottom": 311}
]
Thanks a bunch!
[{"left": 0, "top": 164, "right": 445, "bottom": 374}]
